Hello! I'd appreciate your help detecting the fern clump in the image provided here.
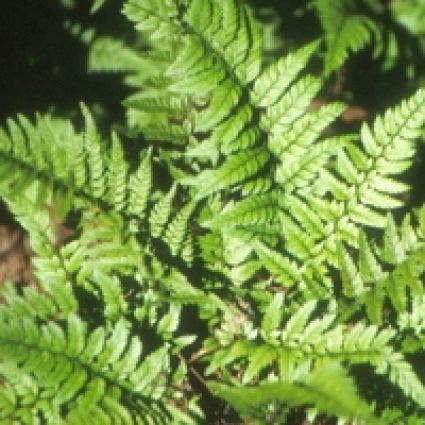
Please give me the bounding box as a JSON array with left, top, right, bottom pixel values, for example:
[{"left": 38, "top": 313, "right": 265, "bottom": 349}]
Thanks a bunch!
[{"left": 1, "top": 0, "right": 425, "bottom": 423}]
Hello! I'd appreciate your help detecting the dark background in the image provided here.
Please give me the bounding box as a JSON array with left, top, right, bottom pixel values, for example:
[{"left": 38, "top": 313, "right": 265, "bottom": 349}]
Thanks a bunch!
[{"left": 0, "top": 0, "right": 129, "bottom": 121}]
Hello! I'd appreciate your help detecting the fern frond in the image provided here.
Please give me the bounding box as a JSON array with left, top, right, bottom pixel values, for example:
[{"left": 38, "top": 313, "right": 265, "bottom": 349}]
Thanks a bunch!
[
  {"left": 220, "top": 126, "right": 260, "bottom": 155},
  {"left": 142, "top": 122, "right": 190, "bottom": 143},
  {"left": 186, "top": 148, "right": 270, "bottom": 200},
  {"left": 0, "top": 272, "right": 203, "bottom": 423},
  {"left": 33, "top": 255, "right": 79, "bottom": 316},
  {"left": 205, "top": 192, "right": 279, "bottom": 230},
  {"left": 193, "top": 80, "right": 241, "bottom": 133},
  {"left": 267, "top": 102, "right": 347, "bottom": 158},
  {"left": 210, "top": 104, "right": 253, "bottom": 151},
  {"left": 241, "top": 177, "right": 273, "bottom": 196},
  {"left": 275, "top": 138, "right": 339, "bottom": 192},
  {"left": 0, "top": 300, "right": 176, "bottom": 423},
  {"left": 337, "top": 242, "right": 365, "bottom": 297},
  {"left": 149, "top": 184, "right": 178, "bottom": 238},
  {"left": 122, "top": 0, "right": 263, "bottom": 167},
  {"left": 163, "top": 201, "right": 196, "bottom": 256},
  {"left": 0, "top": 106, "right": 189, "bottom": 250},
  {"left": 387, "top": 352, "right": 425, "bottom": 408},
  {"left": 210, "top": 362, "right": 383, "bottom": 425},
  {"left": 123, "top": 0, "right": 179, "bottom": 41},
  {"left": 4, "top": 0, "right": 425, "bottom": 422},
  {"left": 260, "top": 75, "right": 322, "bottom": 133},
  {"left": 88, "top": 37, "right": 146, "bottom": 72},
  {"left": 124, "top": 91, "right": 189, "bottom": 115},
  {"left": 315, "top": 0, "right": 381, "bottom": 75},
  {"left": 254, "top": 241, "right": 301, "bottom": 287},
  {"left": 127, "top": 147, "right": 153, "bottom": 219},
  {"left": 274, "top": 88, "right": 425, "bottom": 284},
  {"left": 92, "top": 270, "right": 128, "bottom": 322},
  {"left": 260, "top": 292, "right": 285, "bottom": 343},
  {"left": 251, "top": 40, "right": 319, "bottom": 108},
  {"left": 107, "top": 132, "right": 128, "bottom": 211},
  {"left": 81, "top": 104, "right": 107, "bottom": 199},
  {"left": 336, "top": 212, "right": 425, "bottom": 323},
  {"left": 0, "top": 282, "right": 57, "bottom": 321},
  {"left": 207, "top": 296, "right": 425, "bottom": 410}
]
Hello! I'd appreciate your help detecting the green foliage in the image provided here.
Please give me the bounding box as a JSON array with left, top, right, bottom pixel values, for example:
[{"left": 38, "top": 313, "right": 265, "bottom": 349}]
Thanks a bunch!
[
  {"left": 315, "top": 0, "right": 381, "bottom": 76},
  {"left": 210, "top": 362, "right": 383, "bottom": 425},
  {"left": 0, "top": 283, "right": 186, "bottom": 424},
  {"left": 391, "top": 0, "right": 425, "bottom": 35},
  {"left": 2, "top": 0, "right": 425, "bottom": 424}
]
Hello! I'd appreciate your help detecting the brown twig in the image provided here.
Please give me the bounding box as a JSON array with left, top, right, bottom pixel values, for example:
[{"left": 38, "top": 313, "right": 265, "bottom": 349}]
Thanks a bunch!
[{"left": 177, "top": 352, "right": 215, "bottom": 396}]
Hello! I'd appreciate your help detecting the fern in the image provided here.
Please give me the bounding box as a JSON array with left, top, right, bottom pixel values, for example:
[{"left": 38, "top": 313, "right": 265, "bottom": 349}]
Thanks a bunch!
[
  {"left": 0, "top": 285, "right": 191, "bottom": 424},
  {"left": 210, "top": 362, "right": 382, "bottom": 425},
  {"left": 2, "top": 0, "right": 425, "bottom": 423},
  {"left": 207, "top": 300, "right": 425, "bottom": 408},
  {"left": 336, "top": 211, "right": 425, "bottom": 324},
  {"left": 315, "top": 0, "right": 381, "bottom": 76}
]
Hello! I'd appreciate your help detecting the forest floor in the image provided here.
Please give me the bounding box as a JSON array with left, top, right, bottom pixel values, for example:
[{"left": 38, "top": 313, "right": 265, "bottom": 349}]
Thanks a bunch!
[{"left": 0, "top": 204, "right": 34, "bottom": 286}]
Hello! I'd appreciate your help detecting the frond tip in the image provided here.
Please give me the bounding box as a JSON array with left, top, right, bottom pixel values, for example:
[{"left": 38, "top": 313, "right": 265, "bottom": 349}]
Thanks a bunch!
[{"left": 315, "top": 0, "right": 381, "bottom": 75}]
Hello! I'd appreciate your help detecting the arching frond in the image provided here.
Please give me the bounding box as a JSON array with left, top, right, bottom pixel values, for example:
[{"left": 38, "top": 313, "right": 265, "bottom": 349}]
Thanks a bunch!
[
  {"left": 210, "top": 362, "right": 383, "bottom": 425},
  {"left": 315, "top": 0, "right": 381, "bottom": 75}
]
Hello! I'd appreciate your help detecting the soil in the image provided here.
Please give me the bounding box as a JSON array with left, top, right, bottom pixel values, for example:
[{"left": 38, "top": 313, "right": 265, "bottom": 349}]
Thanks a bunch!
[{"left": 0, "top": 203, "right": 35, "bottom": 286}]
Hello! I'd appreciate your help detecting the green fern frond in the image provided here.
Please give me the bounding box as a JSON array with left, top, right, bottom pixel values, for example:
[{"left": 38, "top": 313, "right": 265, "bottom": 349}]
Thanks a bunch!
[
  {"left": 0, "top": 110, "right": 100, "bottom": 214},
  {"left": 81, "top": 104, "right": 107, "bottom": 199},
  {"left": 267, "top": 102, "right": 347, "bottom": 158},
  {"left": 107, "top": 132, "right": 128, "bottom": 211},
  {"left": 251, "top": 40, "right": 320, "bottom": 108},
  {"left": 336, "top": 212, "right": 425, "bottom": 323},
  {"left": 260, "top": 292, "right": 285, "bottom": 342},
  {"left": 387, "top": 352, "right": 425, "bottom": 408},
  {"left": 142, "top": 122, "right": 190, "bottom": 144},
  {"left": 315, "top": 0, "right": 381, "bottom": 75},
  {"left": 207, "top": 294, "right": 425, "bottom": 409},
  {"left": 92, "top": 270, "right": 128, "bottom": 322},
  {"left": 33, "top": 255, "right": 79, "bottom": 316},
  {"left": 127, "top": 147, "right": 153, "bottom": 219},
  {"left": 0, "top": 282, "right": 57, "bottom": 321},
  {"left": 260, "top": 75, "right": 322, "bottom": 133},
  {"left": 0, "top": 106, "right": 186, "bottom": 248},
  {"left": 88, "top": 37, "right": 146, "bottom": 72},
  {"left": 122, "top": 0, "right": 263, "bottom": 170},
  {"left": 163, "top": 201, "right": 196, "bottom": 256},
  {"left": 337, "top": 242, "right": 365, "bottom": 297},
  {"left": 149, "top": 184, "right": 178, "bottom": 238},
  {"left": 210, "top": 362, "right": 383, "bottom": 425},
  {"left": 205, "top": 192, "right": 279, "bottom": 230},
  {"left": 275, "top": 138, "right": 339, "bottom": 192},
  {"left": 241, "top": 177, "right": 273, "bottom": 195},
  {"left": 124, "top": 91, "right": 189, "bottom": 115},
  {"left": 210, "top": 104, "right": 253, "bottom": 152},
  {"left": 0, "top": 301, "right": 176, "bottom": 423},
  {"left": 220, "top": 126, "right": 260, "bottom": 155},
  {"left": 254, "top": 241, "right": 301, "bottom": 287},
  {"left": 0, "top": 274, "right": 203, "bottom": 423},
  {"left": 186, "top": 148, "right": 270, "bottom": 200},
  {"left": 272, "top": 88, "right": 425, "bottom": 284},
  {"left": 123, "top": 0, "right": 179, "bottom": 41}
]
